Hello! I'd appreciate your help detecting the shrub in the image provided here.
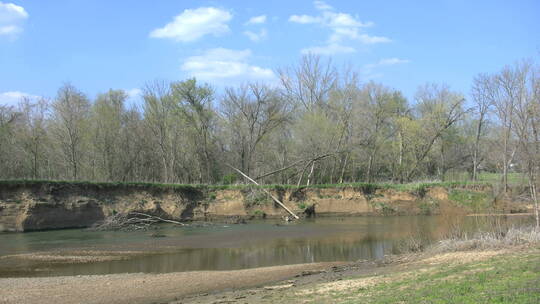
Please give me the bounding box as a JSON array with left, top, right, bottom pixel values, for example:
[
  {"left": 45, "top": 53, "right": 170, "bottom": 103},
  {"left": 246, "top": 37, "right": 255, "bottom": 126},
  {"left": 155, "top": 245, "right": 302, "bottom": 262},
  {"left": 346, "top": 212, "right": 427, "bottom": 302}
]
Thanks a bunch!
[
  {"left": 252, "top": 209, "right": 266, "bottom": 218},
  {"left": 221, "top": 173, "right": 237, "bottom": 185}
]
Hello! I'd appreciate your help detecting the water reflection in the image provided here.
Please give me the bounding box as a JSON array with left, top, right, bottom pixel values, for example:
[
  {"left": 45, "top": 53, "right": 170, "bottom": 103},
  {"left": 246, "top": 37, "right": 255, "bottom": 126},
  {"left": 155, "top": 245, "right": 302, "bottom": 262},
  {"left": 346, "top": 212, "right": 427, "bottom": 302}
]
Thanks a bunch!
[
  {"left": 50, "top": 237, "right": 396, "bottom": 277},
  {"left": 0, "top": 215, "right": 533, "bottom": 277}
]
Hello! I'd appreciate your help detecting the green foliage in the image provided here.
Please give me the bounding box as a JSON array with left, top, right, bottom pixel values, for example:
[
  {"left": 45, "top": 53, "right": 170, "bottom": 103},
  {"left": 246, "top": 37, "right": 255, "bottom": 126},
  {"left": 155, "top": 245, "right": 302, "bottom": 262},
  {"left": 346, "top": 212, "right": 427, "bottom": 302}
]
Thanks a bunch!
[
  {"left": 221, "top": 173, "right": 237, "bottom": 185},
  {"left": 252, "top": 209, "right": 266, "bottom": 218},
  {"left": 448, "top": 189, "right": 489, "bottom": 211}
]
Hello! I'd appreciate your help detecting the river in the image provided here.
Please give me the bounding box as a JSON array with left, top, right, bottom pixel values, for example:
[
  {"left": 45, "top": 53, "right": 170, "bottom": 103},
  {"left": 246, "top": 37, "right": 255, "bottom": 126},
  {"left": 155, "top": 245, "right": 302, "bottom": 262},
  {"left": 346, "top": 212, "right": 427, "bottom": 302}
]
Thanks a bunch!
[{"left": 0, "top": 215, "right": 533, "bottom": 277}]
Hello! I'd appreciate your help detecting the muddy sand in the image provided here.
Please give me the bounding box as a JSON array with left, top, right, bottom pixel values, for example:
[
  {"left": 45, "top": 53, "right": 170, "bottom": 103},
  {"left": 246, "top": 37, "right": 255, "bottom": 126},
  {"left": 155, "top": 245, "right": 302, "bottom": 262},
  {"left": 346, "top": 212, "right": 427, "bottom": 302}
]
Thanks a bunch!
[{"left": 0, "top": 262, "right": 343, "bottom": 304}]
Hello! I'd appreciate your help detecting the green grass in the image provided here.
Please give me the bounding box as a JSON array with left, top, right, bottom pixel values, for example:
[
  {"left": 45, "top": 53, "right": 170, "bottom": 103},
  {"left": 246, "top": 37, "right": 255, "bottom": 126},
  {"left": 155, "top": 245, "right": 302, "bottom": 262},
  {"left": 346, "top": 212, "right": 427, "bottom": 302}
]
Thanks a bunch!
[
  {"left": 445, "top": 172, "right": 528, "bottom": 186},
  {"left": 448, "top": 189, "right": 490, "bottom": 212},
  {"left": 297, "top": 202, "right": 308, "bottom": 209},
  {"left": 0, "top": 179, "right": 205, "bottom": 191},
  {"left": 477, "top": 172, "right": 528, "bottom": 185},
  {"left": 0, "top": 179, "right": 487, "bottom": 193},
  {"left": 251, "top": 209, "right": 266, "bottom": 218},
  {"left": 305, "top": 250, "right": 540, "bottom": 304}
]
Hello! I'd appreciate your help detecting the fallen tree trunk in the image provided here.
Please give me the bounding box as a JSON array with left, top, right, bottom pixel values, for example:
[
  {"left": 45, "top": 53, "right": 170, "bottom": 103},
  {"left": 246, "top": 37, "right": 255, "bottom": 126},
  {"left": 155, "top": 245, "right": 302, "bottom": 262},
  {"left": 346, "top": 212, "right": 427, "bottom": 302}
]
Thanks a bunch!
[{"left": 227, "top": 164, "right": 300, "bottom": 220}]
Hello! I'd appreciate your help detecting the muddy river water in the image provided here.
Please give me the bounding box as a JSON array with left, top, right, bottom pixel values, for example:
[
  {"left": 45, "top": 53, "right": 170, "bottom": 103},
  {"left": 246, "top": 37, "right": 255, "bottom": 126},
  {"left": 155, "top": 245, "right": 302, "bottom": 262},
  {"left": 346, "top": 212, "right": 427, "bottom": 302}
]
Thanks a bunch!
[{"left": 0, "top": 215, "right": 533, "bottom": 277}]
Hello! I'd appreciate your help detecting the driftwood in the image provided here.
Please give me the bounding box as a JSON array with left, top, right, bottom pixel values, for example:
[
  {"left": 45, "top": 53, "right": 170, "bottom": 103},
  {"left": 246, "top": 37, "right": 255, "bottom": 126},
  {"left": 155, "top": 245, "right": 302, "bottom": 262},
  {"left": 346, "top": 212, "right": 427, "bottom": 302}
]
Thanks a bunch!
[
  {"left": 227, "top": 164, "right": 300, "bottom": 220},
  {"left": 90, "top": 211, "right": 185, "bottom": 231}
]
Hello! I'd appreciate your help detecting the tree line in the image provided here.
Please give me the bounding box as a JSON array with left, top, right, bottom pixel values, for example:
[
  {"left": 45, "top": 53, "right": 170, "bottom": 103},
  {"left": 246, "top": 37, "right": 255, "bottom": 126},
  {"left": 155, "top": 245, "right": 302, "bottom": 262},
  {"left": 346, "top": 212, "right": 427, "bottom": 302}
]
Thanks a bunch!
[{"left": 0, "top": 55, "right": 538, "bottom": 193}]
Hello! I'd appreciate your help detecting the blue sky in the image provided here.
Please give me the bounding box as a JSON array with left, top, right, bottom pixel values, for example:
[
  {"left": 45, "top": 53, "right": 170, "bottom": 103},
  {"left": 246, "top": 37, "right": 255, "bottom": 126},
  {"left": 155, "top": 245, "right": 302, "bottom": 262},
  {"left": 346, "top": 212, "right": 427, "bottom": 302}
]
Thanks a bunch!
[{"left": 1, "top": 0, "right": 539, "bottom": 105}]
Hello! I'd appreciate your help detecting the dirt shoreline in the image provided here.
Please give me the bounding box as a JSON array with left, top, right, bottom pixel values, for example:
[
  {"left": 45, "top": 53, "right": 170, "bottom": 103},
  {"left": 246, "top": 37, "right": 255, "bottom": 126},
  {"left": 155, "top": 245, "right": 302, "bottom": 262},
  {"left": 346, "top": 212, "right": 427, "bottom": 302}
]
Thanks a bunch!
[
  {"left": 3, "top": 247, "right": 535, "bottom": 304},
  {"left": 0, "top": 262, "right": 344, "bottom": 304},
  {"left": 175, "top": 246, "right": 539, "bottom": 304}
]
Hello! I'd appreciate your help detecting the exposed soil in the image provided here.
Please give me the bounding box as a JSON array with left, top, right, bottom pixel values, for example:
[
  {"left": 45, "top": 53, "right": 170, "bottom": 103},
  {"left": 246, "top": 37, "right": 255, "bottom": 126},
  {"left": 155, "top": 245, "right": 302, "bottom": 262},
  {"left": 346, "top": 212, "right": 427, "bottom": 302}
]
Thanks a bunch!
[{"left": 0, "top": 182, "right": 502, "bottom": 232}]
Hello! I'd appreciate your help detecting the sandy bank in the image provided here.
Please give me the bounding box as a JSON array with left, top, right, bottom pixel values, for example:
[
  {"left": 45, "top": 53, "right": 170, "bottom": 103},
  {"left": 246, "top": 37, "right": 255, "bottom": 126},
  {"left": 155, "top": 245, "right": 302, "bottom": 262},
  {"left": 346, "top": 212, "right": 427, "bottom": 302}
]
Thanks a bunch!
[{"left": 0, "top": 262, "right": 343, "bottom": 304}]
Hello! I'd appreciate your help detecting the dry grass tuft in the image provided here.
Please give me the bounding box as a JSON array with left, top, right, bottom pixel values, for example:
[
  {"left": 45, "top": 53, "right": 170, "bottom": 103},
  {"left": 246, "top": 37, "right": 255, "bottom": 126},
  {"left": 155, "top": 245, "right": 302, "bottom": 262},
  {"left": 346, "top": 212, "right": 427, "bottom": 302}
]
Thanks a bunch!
[{"left": 429, "top": 226, "right": 540, "bottom": 253}]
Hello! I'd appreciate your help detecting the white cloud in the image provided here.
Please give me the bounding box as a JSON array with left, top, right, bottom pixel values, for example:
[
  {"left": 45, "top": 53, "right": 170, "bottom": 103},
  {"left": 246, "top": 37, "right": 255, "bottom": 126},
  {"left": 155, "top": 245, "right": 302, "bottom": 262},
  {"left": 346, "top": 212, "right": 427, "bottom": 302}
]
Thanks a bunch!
[
  {"left": 314, "top": 0, "right": 333, "bottom": 11},
  {"left": 0, "top": 2, "right": 28, "bottom": 37},
  {"left": 289, "top": 14, "right": 321, "bottom": 24},
  {"left": 0, "top": 2, "right": 27, "bottom": 22},
  {"left": 181, "top": 48, "right": 275, "bottom": 84},
  {"left": 362, "top": 57, "right": 410, "bottom": 79},
  {"left": 289, "top": 1, "right": 389, "bottom": 54},
  {"left": 378, "top": 58, "right": 410, "bottom": 65},
  {"left": 357, "top": 34, "right": 391, "bottom": 44},
  {"left": 150, "top": 7, "right": 232, "bottom": 42},
  {"left": 364, "top": 57, "right": 410, "bottom": 69},
  {"left": 0, "top": 91, "right": 39, "bottom": 105},
  {"left": 243, "top": 29, "right": 267, "bottom": 42},
  {"left": 0, "top": 24, "right": 18, "bottom": 35},
  {"left": 301, "top": 43, "right": 355, "bottom": 55},
  {"left": 246, "top": 15, "right": 266, "bottom": 25},
  {"left": 126, "top": 88, "right": 142, "bottom": 99}
]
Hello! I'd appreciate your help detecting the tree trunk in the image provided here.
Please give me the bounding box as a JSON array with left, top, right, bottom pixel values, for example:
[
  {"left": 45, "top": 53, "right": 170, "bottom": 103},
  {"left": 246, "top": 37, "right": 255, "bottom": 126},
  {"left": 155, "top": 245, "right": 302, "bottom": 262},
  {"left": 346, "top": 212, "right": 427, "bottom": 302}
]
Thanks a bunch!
[
  {"left": 366, "top": 153, "right": 374, "bottom": 183},
  {"left": 472, "top": 114, "right": 484, "bottom": 181},
  {"left": 339, "top": 153, "right": 349, "bottom": 184},
  {"left": 306, "top": 161, "right": 315, "bottom": 186}
]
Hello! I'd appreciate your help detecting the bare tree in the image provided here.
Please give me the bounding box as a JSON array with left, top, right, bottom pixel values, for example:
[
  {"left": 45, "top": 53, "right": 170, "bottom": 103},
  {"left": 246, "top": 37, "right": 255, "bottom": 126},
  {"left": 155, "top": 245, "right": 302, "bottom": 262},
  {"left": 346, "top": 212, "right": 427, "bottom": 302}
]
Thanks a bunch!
[
  {"left": 142, "top": 80, "right": 177, "bottom": 183},
  {"left": 278, "top": 54, "right": 337, "bottom": 111},
  {"left": 17, "top": 97, "right": 49, "bottom": 179},
  {"left": 403, "top": 84, "right": 467, "bottom": 181},
  {"left": 92, "top": 90, "right": 128, "bottom": 181},
  {"left": 0, "top": 105, "right": 19, "bottom": 179},
  {"left": 171, "top": 78, "right": 217, "bottom": 183},
  {"left": 471, "top": 74, "right": 493, "bottom": 181},
  {"left": 354, "top": 82, "right": 406, "bottom": 182},
  {"left": 51, "top": 84, "right": 90, "bottom": 180},
  {"left": 511, "top": 61, "right": 539, "bottom": 228},
  {"left": 493, "top": 65, "right": 521, "bottom": 192},
  {"left": 222, "top": 83, "right": 290, "bottom": 177}
]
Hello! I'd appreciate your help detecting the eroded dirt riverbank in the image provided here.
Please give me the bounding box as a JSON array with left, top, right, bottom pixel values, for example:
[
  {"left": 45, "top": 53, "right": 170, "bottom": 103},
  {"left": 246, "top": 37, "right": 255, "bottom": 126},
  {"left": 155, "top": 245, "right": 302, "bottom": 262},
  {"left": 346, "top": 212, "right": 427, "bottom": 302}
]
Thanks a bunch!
[{"left": 0, "top": 181, "right": 500, "bottom": 232}]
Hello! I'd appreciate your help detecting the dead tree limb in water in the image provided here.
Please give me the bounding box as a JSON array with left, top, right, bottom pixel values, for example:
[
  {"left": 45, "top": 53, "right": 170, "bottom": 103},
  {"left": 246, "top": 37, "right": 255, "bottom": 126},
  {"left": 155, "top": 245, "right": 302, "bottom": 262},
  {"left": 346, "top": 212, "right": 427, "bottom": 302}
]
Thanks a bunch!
[
  {"left": 227, "top": 164, "right": 300, "bottom": 220},
  {"left": 90, "top": 211, "right": 185, "bottom": 231}
]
